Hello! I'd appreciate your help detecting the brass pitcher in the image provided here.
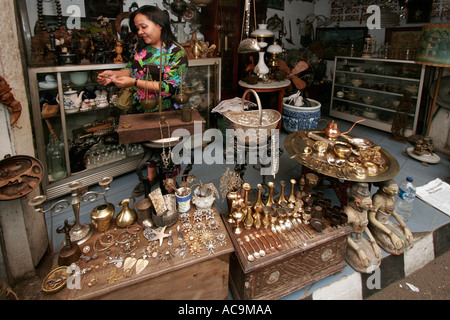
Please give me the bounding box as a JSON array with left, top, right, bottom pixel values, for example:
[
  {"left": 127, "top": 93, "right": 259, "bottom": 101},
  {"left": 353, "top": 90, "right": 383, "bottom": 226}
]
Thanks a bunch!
[{"left": 116, "top": 197, "right": 137, "bottom": 228}]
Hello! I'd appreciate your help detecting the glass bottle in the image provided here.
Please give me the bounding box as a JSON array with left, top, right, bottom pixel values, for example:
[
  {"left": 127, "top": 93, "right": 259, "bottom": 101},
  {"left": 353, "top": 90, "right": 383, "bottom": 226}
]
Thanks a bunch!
[{"left": 47, "top": 134, "right": 66, "bottom": 180}]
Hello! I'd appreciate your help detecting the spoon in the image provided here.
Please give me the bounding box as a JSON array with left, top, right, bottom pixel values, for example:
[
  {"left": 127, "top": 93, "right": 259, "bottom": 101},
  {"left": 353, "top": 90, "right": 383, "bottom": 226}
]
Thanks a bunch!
[
  {"left": 249, "top": 234, "right": 266, "bottom": 257},
  {"left": 284, "top": 220, "right": 307, "bottom": 246},
  {"left": 255, "top": 233, "right": 270, "bottom": 254},
  {"left": 259, "top": 231, "right": 276, "bottom": 252},
  {"left": 244, "top": 235, "right": 260, "bottom": 258},
  {"left": 276, "top": 225, "right": 293, "bottom": 248},
  {"left": 237, "top": 238, "right": 255, "bottom": 262},
  {"left": 267, "top": 231, "right": 283, "bottom": 250}
]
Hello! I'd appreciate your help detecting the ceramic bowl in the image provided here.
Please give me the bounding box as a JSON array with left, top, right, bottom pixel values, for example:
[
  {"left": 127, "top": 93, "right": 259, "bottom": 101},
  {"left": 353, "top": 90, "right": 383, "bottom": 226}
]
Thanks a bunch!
[
  {"left": 363, "top": 107, "right": 378, "bottom": 119},
  {"left": 351, "top": 79, "right": 363, "bottom": 87},
  {"left": 337, "top": 77, "right": 347, "bottom": 84},
  {"left": 346, "top": 92, "right": 358, "bottom": 101},
  {"left": 362, "top": 95, "right": 376, "bottom": 105},
  {"left": 70, "top": 72, "right": 89, "bottom": 85}
]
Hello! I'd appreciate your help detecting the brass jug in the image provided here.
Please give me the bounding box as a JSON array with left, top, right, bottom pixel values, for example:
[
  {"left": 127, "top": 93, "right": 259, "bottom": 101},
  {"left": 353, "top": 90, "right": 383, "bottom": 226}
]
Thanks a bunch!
[
  {"left": 116, "top": 197, "right": 137, "bottom": 228},
  {"left": 91, "top": 202, "right": 115, "bottom": 233}
]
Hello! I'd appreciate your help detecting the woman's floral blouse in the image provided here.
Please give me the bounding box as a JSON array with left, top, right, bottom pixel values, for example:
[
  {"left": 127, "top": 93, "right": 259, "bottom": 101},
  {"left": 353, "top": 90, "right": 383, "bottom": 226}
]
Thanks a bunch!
[{"left": 125, "top": 42, "right": 188, "bottom": 113}]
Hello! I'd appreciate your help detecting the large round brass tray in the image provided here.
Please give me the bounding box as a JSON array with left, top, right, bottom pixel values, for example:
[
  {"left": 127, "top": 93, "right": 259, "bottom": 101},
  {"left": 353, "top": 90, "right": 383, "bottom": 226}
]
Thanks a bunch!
[
  {"left": 284, "top": 130, "right": 399, "bottom": 183},
  {"left": 0, "top": 155, "right": 44, "bottom": 200}
]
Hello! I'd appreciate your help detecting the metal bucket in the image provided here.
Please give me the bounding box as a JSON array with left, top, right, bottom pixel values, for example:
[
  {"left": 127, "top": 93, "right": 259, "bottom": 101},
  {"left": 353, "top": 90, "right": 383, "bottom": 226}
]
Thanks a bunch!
[{"left": 222, "top": 89, "right": 281, "bottom": 145}]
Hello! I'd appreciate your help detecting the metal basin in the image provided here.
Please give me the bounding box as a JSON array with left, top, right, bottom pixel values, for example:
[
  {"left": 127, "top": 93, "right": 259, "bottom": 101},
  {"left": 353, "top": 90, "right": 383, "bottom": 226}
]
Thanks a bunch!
[{"left": 222, "top": 89, "right": 281, "bottom": 145}]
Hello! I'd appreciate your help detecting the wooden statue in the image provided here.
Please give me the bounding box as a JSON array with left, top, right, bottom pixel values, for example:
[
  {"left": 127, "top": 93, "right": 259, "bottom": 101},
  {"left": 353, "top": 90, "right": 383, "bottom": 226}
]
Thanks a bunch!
[
  {"left": 369, "top": 180, "right": 413, "bottom": 255},
  {"left": 391, "top": 90, "right": 412, "bottom": 141},
  {"left": 344, "top": 182, "right": 382, "bottom": 273}
]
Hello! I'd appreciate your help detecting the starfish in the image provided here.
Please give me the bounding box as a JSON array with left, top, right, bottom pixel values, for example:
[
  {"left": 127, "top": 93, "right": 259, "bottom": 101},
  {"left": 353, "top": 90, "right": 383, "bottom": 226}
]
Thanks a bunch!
[{"left": 149, "top": 226, "right": 171, "bottom": 247}]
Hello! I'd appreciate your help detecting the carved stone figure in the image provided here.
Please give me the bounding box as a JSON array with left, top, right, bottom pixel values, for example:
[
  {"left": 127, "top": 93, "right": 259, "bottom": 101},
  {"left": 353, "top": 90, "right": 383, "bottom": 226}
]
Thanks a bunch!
[
  {"left": 344, "top": 182, "right": 382, "bottom": 273},
  {"left": 369, "top": 179, "right": 413, "bottom": 255}
]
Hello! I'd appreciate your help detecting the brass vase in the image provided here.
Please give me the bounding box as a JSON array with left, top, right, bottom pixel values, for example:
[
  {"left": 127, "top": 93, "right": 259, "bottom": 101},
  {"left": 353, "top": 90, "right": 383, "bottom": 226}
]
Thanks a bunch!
[
  {"left": 277, "top": 181, "right": 287, "bottom": 204},
  {"left": 91, "top": 202, "right": 115, "bottom": 233},
  {"left": 266, "top": 182, "right": 275, "bottom": 207},
  {"left": 243, "top": 201, "right": 254, "bottom": 230},
  {"left": 116, "top": 197, "right": 137, "bottom": 228}
]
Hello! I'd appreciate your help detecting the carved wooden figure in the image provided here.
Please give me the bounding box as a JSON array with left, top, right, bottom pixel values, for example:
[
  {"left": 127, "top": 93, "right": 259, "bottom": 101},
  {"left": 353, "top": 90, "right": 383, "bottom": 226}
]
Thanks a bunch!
[
  {"left": 368, "top": 180, "right": 413, "bottom": 255},
  {"left": 344, "top": 182, "right": 382, "bottom": 273}
]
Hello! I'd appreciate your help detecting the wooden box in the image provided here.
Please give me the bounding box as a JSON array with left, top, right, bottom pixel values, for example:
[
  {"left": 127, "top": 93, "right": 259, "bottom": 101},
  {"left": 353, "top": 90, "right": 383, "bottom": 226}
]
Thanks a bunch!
[
  {"left": 224, "top": 220, "right": 352, "bottom": 300},
  {"left": 43, "top": 205, "right": 233, "bottom": 300},
  {"left": 117, "top": 109, "right": 205, "bottom": 144}
]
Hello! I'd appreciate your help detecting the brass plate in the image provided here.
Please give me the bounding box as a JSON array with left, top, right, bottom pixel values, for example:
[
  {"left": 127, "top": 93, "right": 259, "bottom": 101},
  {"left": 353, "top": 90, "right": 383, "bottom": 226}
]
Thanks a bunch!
[
  {"left": 0, "top": 155, "right": 44, "bottom": 200},
  {"left": 284, "top": 130, "right": 399, "bottom": 182},
  {"left": 42, "top": 266, "right": 72, "bottom": 294}
]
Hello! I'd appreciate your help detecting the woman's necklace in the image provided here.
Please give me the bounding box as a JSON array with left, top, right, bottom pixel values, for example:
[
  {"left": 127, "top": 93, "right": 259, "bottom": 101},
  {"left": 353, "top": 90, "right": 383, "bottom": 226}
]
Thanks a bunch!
[{"left": 37, "top": 0, "right": 63, "bottom": 34}]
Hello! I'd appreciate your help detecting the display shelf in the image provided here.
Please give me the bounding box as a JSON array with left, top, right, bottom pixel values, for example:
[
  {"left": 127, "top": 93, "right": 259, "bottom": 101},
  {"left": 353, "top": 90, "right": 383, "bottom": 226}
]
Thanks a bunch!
[
  {"left": 28, "top": 59, "right": 221, "bottom": 200},
  {"left": 330, "top": 56, "right": 426, "bottom": 136}
]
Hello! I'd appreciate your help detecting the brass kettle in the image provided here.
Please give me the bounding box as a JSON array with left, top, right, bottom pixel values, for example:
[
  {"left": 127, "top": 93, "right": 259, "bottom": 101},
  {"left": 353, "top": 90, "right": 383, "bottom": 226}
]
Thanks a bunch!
[
  {"left": 321, "top": 119, "right": 365, "bottom": 140},
  {"left": 116, "top": 197, "right": 137, "bottom": 228}
]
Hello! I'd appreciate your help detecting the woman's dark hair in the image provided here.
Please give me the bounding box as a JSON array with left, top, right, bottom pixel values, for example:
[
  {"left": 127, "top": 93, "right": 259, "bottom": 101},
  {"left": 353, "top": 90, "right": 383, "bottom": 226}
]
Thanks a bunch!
[{"left": 130, "top": 5, "right": 177, "bottom": 50}]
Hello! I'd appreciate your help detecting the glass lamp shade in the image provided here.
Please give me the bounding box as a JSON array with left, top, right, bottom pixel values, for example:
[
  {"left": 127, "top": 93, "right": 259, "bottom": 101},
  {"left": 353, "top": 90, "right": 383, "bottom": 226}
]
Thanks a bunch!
[
  {"left": 251, "top": 24, "right": 275, "bottom": 38},
  {"left": 267, "top": 43, "right": 283, "bottom": 54},
  {"left": 415, "top": 24, "right": 450, "bottom": 67}
]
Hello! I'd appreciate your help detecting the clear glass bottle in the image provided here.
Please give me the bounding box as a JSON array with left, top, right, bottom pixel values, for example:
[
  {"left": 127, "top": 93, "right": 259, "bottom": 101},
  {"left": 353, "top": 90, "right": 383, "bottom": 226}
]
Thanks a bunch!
[{"left": 46, "top": 134, "right": 66, "bottom": 180}]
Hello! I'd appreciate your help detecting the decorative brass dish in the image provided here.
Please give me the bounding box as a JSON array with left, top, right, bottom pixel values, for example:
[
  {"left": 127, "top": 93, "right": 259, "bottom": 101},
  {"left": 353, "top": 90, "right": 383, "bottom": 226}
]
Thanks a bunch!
[
  {"left": 42, "top": 266, "right": 72, "bottom": 293},
  {"left": 285, "top": 130, "right": 399, "bottom": 182},
  {"left": 0, "top": 155, "right": 44, "bottom": 200}
]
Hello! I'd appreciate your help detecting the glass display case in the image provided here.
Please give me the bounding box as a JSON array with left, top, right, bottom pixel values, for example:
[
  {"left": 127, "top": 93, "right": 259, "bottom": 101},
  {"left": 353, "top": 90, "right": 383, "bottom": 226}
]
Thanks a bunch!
[
  {"left": 28, "top": 58, "right": 221, "bottom": 200},
  {"left": 330, "top": 56, "right": 426, "bottom": 135}
]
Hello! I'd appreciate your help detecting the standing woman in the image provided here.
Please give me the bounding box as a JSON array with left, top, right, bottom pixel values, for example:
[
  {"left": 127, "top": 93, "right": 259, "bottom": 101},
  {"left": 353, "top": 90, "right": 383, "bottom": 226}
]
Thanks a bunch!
[{"left": 98, "top": 5, "right": 188, "bottom": 113}]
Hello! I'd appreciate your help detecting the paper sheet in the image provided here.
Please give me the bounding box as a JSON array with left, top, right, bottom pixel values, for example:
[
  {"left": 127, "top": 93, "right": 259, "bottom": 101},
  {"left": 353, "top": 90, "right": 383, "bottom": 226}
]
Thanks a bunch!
[{"left": 416, "top": 178, "right": 450, "bottom": 216}]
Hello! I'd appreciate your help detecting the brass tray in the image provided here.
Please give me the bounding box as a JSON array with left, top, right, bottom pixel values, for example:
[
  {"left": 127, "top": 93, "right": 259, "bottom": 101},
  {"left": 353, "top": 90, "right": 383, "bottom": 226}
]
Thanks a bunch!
[{"left": 284, "top": 130, "right": 399, "bottom": 183}]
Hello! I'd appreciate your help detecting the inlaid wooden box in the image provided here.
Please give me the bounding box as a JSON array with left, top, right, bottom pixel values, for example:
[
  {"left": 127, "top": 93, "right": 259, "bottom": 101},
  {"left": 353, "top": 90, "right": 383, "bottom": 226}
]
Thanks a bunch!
[{"left": 224, "top": 220, "right": 352, "bottom": 300}]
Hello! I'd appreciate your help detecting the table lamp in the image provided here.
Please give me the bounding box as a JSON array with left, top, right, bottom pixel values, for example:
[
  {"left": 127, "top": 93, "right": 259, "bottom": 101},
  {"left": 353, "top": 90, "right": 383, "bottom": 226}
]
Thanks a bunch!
[
  {"left": 267, "top": 41, "right": 283, "bottom": 68},
  {"left": 414, "top": 24, "right": 450, "bottom": 136},
  {"left": 251, "top": 24, "right": 274, "bottom": 80}
]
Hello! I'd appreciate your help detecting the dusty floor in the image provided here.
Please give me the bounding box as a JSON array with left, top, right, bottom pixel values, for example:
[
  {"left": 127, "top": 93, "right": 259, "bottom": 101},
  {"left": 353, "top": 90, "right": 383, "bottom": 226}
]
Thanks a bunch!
[{"left": 367, "top": 250, "right": 450, "bottom": 300}]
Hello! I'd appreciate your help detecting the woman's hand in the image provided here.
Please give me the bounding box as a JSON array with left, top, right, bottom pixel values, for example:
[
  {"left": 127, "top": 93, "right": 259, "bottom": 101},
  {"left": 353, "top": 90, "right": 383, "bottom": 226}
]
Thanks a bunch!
[{"left": 97, "top": 70, "right": 115, "bottom": 86}]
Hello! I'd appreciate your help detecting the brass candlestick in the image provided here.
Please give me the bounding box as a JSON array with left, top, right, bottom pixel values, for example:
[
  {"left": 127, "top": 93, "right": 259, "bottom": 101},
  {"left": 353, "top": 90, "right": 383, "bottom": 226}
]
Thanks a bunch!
[{"left": 29, "top": 177, "right": 113, "bottom": 245}]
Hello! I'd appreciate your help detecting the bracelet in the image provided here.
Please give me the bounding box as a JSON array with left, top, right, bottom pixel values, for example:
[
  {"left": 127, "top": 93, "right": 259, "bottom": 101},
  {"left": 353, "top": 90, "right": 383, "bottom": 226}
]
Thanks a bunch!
[{"left": 134, "top": 79, "right": 138, "bottom": 87}]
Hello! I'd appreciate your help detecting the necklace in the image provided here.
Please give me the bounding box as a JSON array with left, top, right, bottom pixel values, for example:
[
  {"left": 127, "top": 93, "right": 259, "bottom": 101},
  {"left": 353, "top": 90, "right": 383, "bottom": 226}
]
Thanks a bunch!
[
  {"left": 159, "top": 119, "right": 173, "bottom": 168},
  {"left": 37, "top": 0, "right": 63, "bottom": 33}
]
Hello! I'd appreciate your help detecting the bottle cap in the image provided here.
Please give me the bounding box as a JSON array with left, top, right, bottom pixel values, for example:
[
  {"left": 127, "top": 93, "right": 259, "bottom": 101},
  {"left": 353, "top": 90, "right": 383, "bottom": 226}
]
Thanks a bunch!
[{"left": 406, "top": 177, "right": 413, "bottom": 182}]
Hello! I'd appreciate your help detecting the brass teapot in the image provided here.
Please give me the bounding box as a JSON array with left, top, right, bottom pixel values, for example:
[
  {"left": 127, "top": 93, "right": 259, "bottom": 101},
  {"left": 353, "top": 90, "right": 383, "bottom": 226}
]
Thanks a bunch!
[
  {"left": 116, "top": 197, "right": 137, "bottom": 228},
  {"left": 321, "top": 119, "right": 365, "bottom": 140}
]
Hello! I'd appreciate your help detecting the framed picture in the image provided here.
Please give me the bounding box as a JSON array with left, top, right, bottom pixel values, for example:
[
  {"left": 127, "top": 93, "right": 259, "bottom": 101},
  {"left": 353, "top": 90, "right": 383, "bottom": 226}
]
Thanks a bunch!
[
  {"left": 84, "top": 0, "right": 123, "bottom": 18},
  {"left": 385, "top": 27, "right": 422, "bottom": 59},
  {"left": 267, "top": 0, "right": 284, "bottom": 11},
  {"left": 406, "top": 0, "right": 432, "bottom": 24},
  {"left": 315, "top": 27, "right": 367, "bottom": 60}
]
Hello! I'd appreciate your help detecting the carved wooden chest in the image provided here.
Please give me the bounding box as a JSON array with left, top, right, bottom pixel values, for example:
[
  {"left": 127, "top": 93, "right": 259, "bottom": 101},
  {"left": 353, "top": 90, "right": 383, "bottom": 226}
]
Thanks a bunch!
[{"left": 225, "top": 220, "right": 352, "bottom": 300}]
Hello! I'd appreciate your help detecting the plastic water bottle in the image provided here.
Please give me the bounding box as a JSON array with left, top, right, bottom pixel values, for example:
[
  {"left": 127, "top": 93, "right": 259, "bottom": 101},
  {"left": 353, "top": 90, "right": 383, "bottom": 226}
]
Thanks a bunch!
[{"left": 396, "top": 177, "right": 416, "bottom": 222}]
